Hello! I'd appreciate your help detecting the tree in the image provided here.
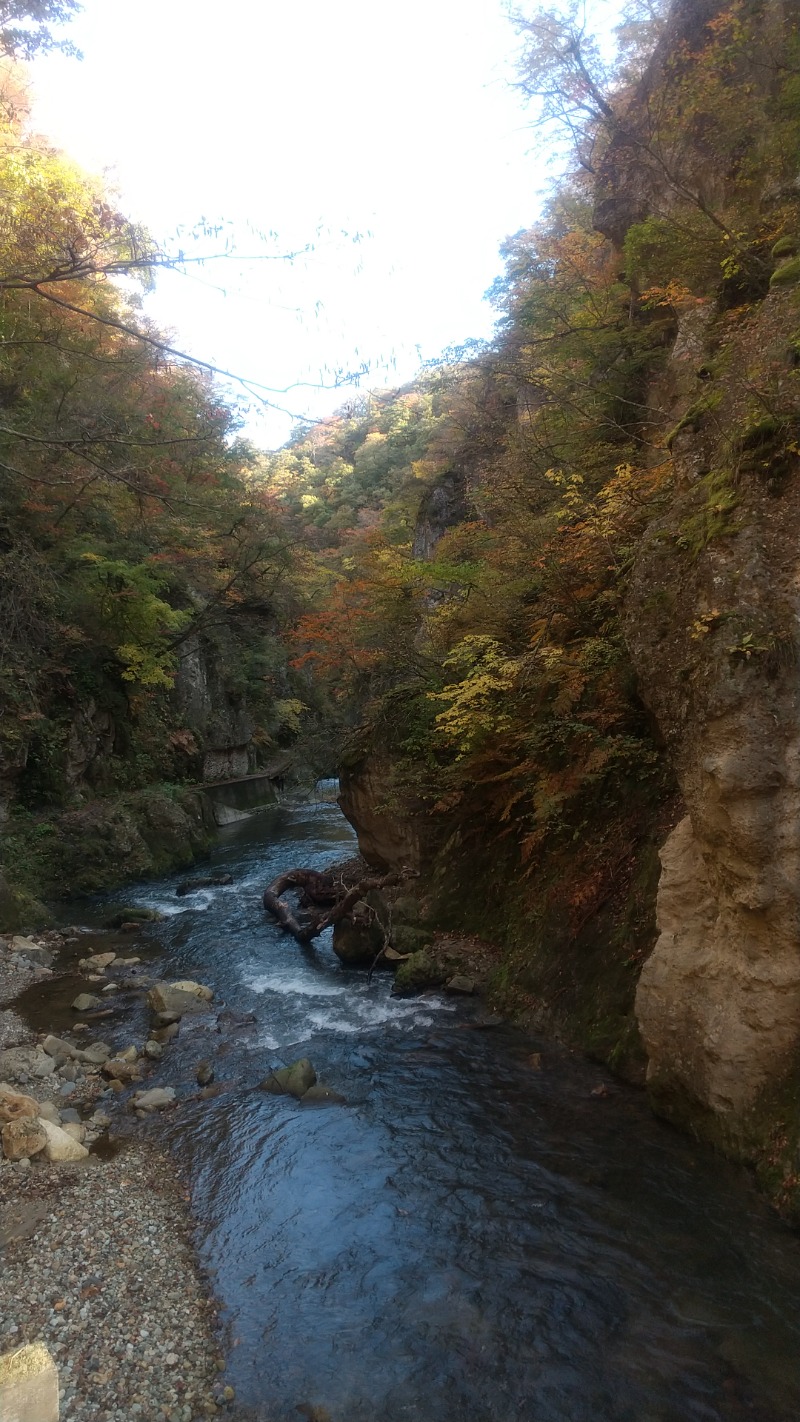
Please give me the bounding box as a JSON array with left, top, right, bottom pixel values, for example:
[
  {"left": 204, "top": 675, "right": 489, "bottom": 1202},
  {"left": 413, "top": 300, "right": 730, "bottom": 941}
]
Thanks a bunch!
[{"left": 0, "top": 0, "right": 81, "bottom": 59}]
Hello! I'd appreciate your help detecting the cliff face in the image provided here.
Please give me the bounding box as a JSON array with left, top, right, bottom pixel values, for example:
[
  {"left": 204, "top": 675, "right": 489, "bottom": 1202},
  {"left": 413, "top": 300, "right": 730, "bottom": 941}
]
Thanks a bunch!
[
  {"left": 334, "top": 0, "right": 800, "bottom": 1185},
  {"left": 625, "top": 282, "right": 800, "bottom": 1133},
  {"left": 590, "top": 0, "right": 800, "bottom": 1148},
  {"left": 174, "top": 634, "right": 255, "bottom": 782},
  {"left": 339, "top": 750, "right": 420, "bottom": 872}
]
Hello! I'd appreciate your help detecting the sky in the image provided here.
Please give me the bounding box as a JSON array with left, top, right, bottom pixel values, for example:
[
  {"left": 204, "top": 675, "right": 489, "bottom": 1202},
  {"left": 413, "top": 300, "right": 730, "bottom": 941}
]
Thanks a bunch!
[{"left": 28, "top": 0, "right": 549, "bottom": 447}]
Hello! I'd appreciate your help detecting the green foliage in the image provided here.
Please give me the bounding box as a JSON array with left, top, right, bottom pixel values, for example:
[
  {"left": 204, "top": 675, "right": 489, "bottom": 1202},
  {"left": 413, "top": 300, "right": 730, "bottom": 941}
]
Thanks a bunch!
[
  {"left": 71, "top": 555, "right": 189, "bottom": 688},
  {"left": 624, "top": 215, "right": 728, "bottom": 296},
  {"left": 0, "top": 0, "right": 80, "bottom": 58},
  {"left": 0, "top": 73, "right": 302, "bottom": 812}
]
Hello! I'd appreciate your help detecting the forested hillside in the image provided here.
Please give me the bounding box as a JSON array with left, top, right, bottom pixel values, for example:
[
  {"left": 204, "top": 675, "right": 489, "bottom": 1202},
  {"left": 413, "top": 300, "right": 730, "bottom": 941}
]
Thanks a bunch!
[
  {"left": 0, "top": 39, "right": 304, "bottom": 915},
  {"left": 267, "top": 0, "right": 800, "bottom": 1201}
]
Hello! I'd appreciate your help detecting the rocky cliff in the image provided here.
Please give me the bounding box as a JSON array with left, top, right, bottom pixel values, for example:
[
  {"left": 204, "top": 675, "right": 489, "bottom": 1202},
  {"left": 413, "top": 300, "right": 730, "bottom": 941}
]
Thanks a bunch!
[
  {"left": 626, "top": 272, "right": 800, "bottom": 1143},
  {"left": 334, "top": 0, "right": 800, "bottom": 1201}
]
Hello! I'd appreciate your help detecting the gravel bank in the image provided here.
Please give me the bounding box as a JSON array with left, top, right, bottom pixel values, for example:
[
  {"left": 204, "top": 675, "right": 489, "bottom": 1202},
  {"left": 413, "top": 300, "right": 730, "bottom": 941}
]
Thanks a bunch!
[
  {"left": 0, "top": 931, "right": 238, "bottom": 1421},
  {"left": 0, "top": 1145, "right": 225, "bottom": 1420}
]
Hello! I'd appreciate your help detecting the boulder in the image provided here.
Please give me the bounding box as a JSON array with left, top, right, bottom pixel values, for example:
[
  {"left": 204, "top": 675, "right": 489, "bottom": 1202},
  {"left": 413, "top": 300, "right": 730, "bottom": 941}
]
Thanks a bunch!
[
  {"left": 78, "top": 1042, "right": 111, "bottom": 1065},
  {"left": 0, "top": 1087, "right": 40, "bottom": 1123},
  {"left": 152, "top": 1022, "right": 179, "bottom": 1044},
  {"left": 105, "top": 906, "right": 163, "bottom": 929},
  {"left": 131, "top": 1086, "right": 176, "bottom": 1112},
  {"left": 143, "top": 1040, "right": 163, "bottom": 1060},
  {"left": 176, "top": 874, "right": 233, "bottom": 895},
  {"left": 38, "top": 1117, "right": 89, "bottom": 1162},
  {"left": 445, "top": 975, "right": 476, "bottom": 995},
  {"left": 391, "top": 926, "right": 433, "bottom": 956},
  {"left": 0, "top": 1341, "right": 59, "bottom": 1422},
  {"left": 101, "top": 1058, "right": 141, "bottom": 1082},
  {"left": 42, "top": 1035, "right": 79, "bottom": 1061},
  {"left": 169, "top": 979, "right": 213, "bottom": 1001},
  {"left": 0, "top": 1047, "right": 56, "bottom": 1082},
  {"left": 392, "top": 894, "right": 424, "bottom": 926},
  {"left": 260, "top": 1058, "right": 316, "bottom": 1099},
  {"left": 61, "top": 1122, "right": 86, "bottom": 1144},
  {"left": 195, "top": 1059, "right": 214, "bottom": 1086},
  {"left": 79, "top": 952, "right": 116, "bottom": 970},
  {"left": 147, "top": 984, "right": 211, "bottom": 1016},
  {"left": 36, "top": 1100, "right": 61, "bottom": 1125},
  {"left": 302, "top": 1083, "right": 346, "bottom": 1106},
  {"left": 392, "top": 950, "right": 447, "bottom": 994},
  {"left": 2, "top": 1117, "right": 47, "bottom": 1161},
  {"left": 10, "top": 939, "right": 54, "bottom": 968},
  {"left": 332, "top": 915, "right": 384, "bottom": 967},
  {"left": 10, "top": 936, "right": 43, "bottom": 953},
  {"left": 71, "top": 994, "right": 102, "bottom": 1012},
  {"left": 152, "top": 1010, "right": 182, "bottom": 1027}
]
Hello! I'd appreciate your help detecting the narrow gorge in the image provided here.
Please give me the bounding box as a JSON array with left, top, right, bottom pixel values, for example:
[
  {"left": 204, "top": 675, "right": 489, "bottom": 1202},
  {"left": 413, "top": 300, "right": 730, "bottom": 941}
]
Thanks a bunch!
[{"left": 2, "top": 0, "right": 800, "bottom": 1416}]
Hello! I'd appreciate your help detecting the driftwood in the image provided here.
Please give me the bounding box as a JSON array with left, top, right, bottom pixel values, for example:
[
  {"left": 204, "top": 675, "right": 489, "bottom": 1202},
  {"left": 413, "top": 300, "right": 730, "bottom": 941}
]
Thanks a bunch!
[{"left": 263, "top": 866, "right": 414, "bottom": 946}]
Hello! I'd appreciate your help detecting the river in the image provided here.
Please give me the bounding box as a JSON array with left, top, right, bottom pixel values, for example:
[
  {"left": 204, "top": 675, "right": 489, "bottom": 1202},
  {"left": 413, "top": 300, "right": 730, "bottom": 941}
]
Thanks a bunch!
[{"left": 63, "top": 795, "right": 800, "bottom": 1421}]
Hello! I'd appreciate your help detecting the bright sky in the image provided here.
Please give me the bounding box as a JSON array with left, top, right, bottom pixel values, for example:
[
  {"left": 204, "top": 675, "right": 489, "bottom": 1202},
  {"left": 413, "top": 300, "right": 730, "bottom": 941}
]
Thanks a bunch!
[{"left": 29, "top": 0, "right": 547, "bottom": 447}]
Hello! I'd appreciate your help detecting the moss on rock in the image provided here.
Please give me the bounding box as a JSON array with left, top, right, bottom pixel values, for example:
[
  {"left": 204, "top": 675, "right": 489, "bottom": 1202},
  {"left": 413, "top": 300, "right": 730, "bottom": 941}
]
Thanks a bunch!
[
  {"left": 769, "top": 256, "right": 800, "bottom": 288},
  {"left": 0, "top": 871, "right": 53, "bottom": 933}
]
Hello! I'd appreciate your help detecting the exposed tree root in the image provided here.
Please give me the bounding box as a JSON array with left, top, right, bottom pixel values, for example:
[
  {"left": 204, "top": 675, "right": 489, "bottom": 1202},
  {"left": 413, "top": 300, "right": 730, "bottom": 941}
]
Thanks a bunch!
[{"left": 262, "top": 865, "right": 415, "bottom": 945}]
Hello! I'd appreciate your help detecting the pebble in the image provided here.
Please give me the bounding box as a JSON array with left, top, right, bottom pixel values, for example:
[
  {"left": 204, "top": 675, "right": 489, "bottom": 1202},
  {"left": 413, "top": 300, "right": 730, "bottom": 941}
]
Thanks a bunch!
[
  {"left": 0, "top": 1145, "right": 220, "bottom": 1420},
  {"left": 0, "top": 931, "right": 232, "bottom": 1420}
]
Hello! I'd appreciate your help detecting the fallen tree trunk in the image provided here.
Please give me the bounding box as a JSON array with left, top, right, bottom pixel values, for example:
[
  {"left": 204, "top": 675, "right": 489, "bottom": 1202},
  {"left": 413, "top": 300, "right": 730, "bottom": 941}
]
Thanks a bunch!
[{"left": 263, "top": 866, "right": 414, "bottom": 946}]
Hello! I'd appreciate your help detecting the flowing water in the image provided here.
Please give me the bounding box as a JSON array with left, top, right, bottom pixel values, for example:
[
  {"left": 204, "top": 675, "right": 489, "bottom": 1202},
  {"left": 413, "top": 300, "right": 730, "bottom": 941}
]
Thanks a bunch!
[{"left": 54, "top": 797, "right": 800, "bottom": 1420}]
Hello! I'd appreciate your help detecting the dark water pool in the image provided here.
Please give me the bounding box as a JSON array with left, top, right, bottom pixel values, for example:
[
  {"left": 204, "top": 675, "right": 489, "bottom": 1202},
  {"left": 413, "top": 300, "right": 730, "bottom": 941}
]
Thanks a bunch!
[{"left": 43, "top": 798, "right": 800, "bottom": 1421}]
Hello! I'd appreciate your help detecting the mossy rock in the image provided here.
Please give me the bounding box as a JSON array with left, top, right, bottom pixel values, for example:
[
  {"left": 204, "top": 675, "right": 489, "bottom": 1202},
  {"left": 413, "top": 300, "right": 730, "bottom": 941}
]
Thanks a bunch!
[
  {"left": 734, "top": 416, "right": 784, "bottom": 451},
  {"left": 363, "top": 887, "right": 391, "bottom": 926},
  {"left": 393, "top": 949, "right": 447, "bottom": 993},
  {"left": 332, "top": 914, "right": 385, "bottom": 966},
  {"left": 105, "top": 906, "right": 163, "bottom": 929},
  {"left": 0, "top": 872, "right": 53, "bottom": 933},
  {"left": 771, "top": 235, "right": 799, "bottom": 260},
  {"left": 261, "top": 1057, "right": 317, "bottom": 1099},
  {"left": 391, "top": 894, "right": 425, "bottom": 926},
  {"left": 391, "top": 925, "right": 433, "bottom": 955},
  {"left": 665, "top": 395, "right": 719, "bottom": 451},
  {"left": 769, "top": 256, "right": 800, "bottom": 288}
]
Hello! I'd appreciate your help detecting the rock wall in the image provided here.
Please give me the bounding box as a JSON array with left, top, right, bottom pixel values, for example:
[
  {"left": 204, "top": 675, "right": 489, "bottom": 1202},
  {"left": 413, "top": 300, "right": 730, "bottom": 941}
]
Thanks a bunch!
[
  {"left": 625, "top": 281, "right": 800, "bottom": 1137},
  {"left": 338, "top": 752, "right": 420, "bottom": 872},
  {"left": 174, "top": 634, "right": 255, "bottom": 782}
]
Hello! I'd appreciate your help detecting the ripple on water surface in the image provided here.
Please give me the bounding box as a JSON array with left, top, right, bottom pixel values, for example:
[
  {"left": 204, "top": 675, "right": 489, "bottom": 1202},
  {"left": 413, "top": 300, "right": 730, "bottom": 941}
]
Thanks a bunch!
[{"left": 112, "top": 801, "right": 800, "bottom": 1422}]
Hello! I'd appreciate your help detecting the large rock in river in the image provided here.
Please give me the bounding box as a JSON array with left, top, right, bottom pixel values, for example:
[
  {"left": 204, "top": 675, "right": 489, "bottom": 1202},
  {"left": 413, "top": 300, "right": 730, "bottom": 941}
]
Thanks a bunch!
[
  {"left": 332, "top": 912, "right": 384, "bottom": 967},
  {"left": 147, "top": 983, "right": 212, "bottom": 1016},
  {"left": 261, "top": 1058, "right": 317, "bottom": 1099}
]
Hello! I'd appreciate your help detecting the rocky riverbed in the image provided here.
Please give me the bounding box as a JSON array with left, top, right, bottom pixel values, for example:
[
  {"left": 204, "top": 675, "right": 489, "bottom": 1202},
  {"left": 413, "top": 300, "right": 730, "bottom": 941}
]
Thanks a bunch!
[
  {"left": 0, "top": 928, "right": 236, "bottom": 1420},
  {"left": 0, "top": 856, "right": 500, "bottom": 1422}
]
